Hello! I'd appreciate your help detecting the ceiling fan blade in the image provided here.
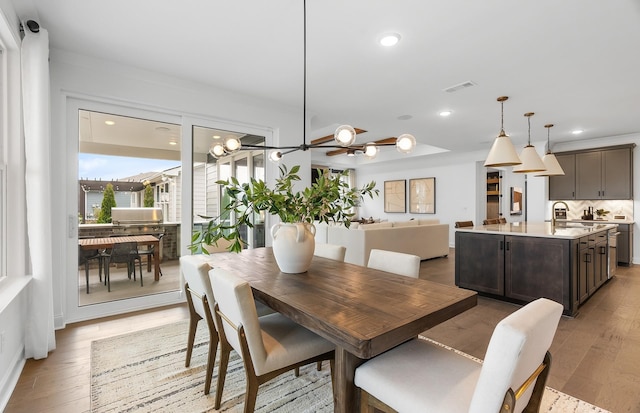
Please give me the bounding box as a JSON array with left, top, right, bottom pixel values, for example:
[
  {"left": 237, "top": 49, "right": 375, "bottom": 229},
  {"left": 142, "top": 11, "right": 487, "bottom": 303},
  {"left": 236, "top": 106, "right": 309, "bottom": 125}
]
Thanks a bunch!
[{"left": 324, "top": 137, "right": 397, "bottom": 156}]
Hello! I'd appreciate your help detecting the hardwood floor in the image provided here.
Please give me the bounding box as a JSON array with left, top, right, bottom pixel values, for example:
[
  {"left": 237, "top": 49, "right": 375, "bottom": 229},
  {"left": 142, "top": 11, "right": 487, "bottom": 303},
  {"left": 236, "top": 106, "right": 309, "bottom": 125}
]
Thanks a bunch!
[{"left": 6, "top": 249, "right": 640, "bottom": 412}]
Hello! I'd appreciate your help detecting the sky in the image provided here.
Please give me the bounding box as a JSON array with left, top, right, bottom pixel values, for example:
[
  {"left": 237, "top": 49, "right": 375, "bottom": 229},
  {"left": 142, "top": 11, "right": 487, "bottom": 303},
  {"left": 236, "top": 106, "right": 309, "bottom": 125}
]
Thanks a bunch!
[{"left": 78, "top": 154, "right": 180, "bottom": 180}]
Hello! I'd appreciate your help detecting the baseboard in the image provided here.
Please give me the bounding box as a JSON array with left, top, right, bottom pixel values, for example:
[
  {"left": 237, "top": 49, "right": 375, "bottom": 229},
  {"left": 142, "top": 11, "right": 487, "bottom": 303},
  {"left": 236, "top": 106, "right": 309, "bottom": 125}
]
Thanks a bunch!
[{"left": 0, "top": 345, "right": 25, "bottom": 412}]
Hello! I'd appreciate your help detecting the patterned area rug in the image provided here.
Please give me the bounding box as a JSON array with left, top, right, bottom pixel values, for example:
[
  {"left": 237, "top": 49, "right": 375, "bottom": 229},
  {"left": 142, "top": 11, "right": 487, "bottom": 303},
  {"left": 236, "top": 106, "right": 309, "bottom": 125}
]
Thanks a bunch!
[{"left": 90, "top": 321, "right": 611, "bottom": 413}]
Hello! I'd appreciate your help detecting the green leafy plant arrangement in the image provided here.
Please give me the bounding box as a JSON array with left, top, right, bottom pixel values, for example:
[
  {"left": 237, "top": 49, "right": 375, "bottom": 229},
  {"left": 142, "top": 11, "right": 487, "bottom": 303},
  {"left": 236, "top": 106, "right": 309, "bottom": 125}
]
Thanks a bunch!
[
  {"left": 189, "top": 164, "right": 378, "bottom": 254},
  {"left": 595, "top": 208, "right": 610, "bottom": 218}
]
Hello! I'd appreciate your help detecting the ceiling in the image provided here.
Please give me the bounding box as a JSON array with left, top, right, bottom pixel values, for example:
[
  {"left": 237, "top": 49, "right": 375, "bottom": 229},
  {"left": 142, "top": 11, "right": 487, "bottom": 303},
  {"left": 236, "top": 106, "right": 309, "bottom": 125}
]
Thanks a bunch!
[{"left": 14, "top": 0, "right": 640, "bottom": 165}]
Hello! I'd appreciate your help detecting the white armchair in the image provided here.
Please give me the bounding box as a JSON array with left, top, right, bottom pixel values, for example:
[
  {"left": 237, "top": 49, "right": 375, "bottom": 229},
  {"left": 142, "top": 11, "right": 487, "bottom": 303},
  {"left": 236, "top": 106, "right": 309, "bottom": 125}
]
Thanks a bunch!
[{"left": 354, "top": 297, "right": 563, "bottom": 413}]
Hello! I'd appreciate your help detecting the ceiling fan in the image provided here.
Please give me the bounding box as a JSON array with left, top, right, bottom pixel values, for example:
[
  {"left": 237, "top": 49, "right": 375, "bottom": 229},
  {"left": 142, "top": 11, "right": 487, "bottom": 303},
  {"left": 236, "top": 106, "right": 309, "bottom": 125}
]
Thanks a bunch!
[{"left": 310, "top": 130, "right": 399, "bottom": 157}]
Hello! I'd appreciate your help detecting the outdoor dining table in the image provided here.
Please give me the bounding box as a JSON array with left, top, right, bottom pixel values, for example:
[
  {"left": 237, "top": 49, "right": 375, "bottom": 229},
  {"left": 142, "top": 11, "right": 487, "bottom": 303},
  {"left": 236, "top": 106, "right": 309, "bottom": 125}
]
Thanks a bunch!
[
  {"left": 204, "top": 247, "right": 478, "bottom": 412},
  {"left": 78, "top": 235, "right": 161, "bottom": 281}
]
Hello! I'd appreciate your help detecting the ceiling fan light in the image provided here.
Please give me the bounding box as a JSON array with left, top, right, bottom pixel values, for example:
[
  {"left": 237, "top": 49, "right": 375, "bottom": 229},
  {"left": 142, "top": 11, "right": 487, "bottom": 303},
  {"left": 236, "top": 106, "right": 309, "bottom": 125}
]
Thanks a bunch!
[
  {"left": 363, "top": 143, "right": 379, "bottom": 159},
  {"left": 535, "top": 153, "right": 565, "bottom": 176},
  {"left": 268, "top": 150, "right": 282, "bottom": 163},
  {"left": 396, "top": 134, "right": 416, "bottom": 153},
  {"left": 224, "top": 136, "right": 242, "bottom": 153},
  {"left": 513, "top": 145, "right": 546, "bottom": 173},
  {"left": 334, "top": 125, "right": 357, "bottom": 147},
  {"left": 209, "top": 142, "right": 226, "bottom": 159}
]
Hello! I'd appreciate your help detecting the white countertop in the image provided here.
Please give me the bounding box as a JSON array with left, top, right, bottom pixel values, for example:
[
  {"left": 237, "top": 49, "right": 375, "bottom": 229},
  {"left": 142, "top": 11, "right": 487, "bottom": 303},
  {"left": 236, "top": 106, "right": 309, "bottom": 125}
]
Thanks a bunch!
[
  {"left": 456, "top": 222, "right": 617, "bottom": 239},
  {"left": 556, "top": 219, "right": 634, "bottom": 224}
]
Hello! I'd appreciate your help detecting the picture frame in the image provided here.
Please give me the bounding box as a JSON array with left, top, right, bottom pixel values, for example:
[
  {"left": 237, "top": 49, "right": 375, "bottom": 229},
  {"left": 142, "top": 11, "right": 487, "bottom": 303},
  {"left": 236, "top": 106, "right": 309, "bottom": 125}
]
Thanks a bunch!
[
  {"left": 384, "top": 180, "right": 406, "bottom": 213},
  {"left": 409, "top": 177, "right": 436, "bottom": 214}
]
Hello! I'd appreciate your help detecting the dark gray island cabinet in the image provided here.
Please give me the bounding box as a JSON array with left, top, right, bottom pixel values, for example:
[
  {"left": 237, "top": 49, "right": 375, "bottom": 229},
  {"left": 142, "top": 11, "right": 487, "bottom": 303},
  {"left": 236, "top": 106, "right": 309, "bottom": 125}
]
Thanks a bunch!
[{"left": 455, "top": 222, "right": 614, "bottom": 316}]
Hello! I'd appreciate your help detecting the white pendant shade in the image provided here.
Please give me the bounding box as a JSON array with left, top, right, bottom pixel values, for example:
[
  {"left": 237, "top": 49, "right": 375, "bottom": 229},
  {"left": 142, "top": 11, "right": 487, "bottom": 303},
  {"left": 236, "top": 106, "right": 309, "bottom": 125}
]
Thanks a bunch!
[
  {"left": 535, "top": 152, "right": 565, "bottom": 176},
  {"left": 484, "top": 133, "right": 522, "bottom": 167},
  {"left": 513, "top": 145, "right": 546, "bottom": 173}
]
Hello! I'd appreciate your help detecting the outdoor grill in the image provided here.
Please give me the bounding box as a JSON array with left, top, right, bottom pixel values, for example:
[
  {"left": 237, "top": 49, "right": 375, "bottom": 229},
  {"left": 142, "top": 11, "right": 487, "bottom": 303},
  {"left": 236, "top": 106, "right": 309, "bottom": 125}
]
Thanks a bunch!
[{"left": 111, "top": 207, "right": 164, "bottom": 236}]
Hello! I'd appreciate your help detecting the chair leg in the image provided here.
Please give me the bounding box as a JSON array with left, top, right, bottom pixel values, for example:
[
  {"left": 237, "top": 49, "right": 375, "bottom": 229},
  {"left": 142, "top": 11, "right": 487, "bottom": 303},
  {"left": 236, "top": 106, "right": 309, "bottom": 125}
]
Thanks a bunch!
[
  {"left": 294, "top": 367, "right": 300, "bottom": 377},
  {"left": 106, "top": 261, "right": 111, "bottom": 292},
  {"left": 138, "top": 259, "right": 143, "bottom": 286},
  {"left": 317, "top": 361, "right": 322, "bottom": 371},
  {"left": 243, "top": 374, "right": 260, "bottom": 413},
  {"left": 214, "top": 344, "right": 232, "bottom": 409},
  {"left": 185, "top": 317, "right": 200, "bottom": 367},
  {"left": 204, "top": 327, "right": 219, "bottom": 395},
  {"left": 84, "top": 262, "right": 90, "bottom": 294}
]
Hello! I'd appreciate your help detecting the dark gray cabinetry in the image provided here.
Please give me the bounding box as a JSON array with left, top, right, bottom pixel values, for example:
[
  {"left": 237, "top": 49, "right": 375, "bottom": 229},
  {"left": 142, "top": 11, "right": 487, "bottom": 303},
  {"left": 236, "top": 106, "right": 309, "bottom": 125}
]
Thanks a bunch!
[
  {"left": 617, "top": 224, "right": 633, "bottom": 265},
  {"left": 504, "top": 236, "right": 571, "bottom": 310},
  {"left": 549, "top": 145, "right": 634, "bottom": 201},
  {"left": 455, "top": 232, "right": 504, "bottom": 295},
  {"left": 549, "top": 154, "right": 576, "bottom": 200},
  {"left": 576, "top": 148, "right": 633, "bottom": 200},
  {"left": 455, "top": 231, "right": 579, "bottom": 315},
  {"left": 577, "top": 233, "right": 608, "bottom": 303}
]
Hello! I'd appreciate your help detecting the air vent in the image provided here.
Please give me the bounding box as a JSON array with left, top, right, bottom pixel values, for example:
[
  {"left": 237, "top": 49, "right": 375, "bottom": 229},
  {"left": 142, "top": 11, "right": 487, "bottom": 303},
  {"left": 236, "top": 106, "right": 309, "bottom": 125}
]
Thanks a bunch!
[{"left": 443, "top": 81, "right": 477, "bottom": 93}]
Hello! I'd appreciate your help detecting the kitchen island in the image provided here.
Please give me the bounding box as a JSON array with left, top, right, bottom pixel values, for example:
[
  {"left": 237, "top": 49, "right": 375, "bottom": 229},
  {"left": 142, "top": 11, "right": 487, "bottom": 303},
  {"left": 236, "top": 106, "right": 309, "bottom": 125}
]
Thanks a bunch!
[{"left": 455, "top": 222, "right": 616, "bottom": 316}]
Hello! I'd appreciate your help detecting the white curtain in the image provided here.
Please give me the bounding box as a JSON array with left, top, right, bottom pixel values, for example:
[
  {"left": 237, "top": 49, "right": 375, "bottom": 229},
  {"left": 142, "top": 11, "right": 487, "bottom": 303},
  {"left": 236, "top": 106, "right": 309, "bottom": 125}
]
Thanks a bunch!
[{"left": 21, "top": 24, "right": 56, "bottom": 359}]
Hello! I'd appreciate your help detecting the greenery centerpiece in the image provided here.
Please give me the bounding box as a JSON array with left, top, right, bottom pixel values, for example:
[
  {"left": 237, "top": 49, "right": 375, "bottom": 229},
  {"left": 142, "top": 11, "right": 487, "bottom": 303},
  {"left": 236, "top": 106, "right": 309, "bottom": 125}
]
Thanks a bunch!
[{"left": 189, "top": 165, "right": 378, "bottom": 260}]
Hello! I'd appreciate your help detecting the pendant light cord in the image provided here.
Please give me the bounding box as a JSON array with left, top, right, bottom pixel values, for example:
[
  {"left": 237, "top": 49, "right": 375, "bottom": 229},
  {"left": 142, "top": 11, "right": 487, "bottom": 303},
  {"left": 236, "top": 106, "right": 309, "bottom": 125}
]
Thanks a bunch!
[{"left": 303, "top": 0, "right": 307, "bottom": 148}]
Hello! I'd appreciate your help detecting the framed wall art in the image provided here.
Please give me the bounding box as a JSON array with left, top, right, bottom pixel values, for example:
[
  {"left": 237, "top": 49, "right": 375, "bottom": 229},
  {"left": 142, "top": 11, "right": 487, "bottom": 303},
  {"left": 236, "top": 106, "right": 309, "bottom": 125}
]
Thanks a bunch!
[
  {"left": 384, "top": 180, "right": 406, "bottom": 213},
  {"left": 409, "top": 177, "right": 436, "bottom": 214}
]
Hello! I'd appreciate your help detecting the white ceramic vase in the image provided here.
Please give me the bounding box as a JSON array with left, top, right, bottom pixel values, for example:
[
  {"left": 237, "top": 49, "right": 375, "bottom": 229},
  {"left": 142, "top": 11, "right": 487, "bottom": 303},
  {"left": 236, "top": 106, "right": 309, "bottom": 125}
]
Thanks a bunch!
[{"left": 271, "top": 222, "right": 316, "bottom": 273}]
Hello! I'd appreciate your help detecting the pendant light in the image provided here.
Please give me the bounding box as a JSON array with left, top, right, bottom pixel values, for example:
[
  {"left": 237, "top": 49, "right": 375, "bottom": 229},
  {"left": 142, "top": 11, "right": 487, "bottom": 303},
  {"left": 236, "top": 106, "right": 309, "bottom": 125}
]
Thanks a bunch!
[
  {"left": 513, "top": 112, "right": 546, "bottom": 174},
  {"left": 535, "top": 124, "right": 565, "bottom": 176},
  {"left": 484, "top": 96, "right": 522, "bottom": 167}
]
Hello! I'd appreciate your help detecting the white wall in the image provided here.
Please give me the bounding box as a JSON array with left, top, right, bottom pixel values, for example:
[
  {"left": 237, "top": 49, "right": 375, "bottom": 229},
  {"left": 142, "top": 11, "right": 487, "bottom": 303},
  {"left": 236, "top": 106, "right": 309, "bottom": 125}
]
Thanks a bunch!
[{"left": 355, "top": 147, "right": 549, "bottom": 246}]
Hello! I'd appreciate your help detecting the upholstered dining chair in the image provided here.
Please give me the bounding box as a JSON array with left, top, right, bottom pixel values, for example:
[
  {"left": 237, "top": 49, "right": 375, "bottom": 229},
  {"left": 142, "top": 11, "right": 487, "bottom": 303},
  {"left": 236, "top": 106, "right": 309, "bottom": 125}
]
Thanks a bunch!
[
  {"left": 209, "top": 267, "right": 335, "bottom": 413},
  {"left": 455, "top": 220, "right": 474, "bottom": 228},
  {"left": 180, "top": 255, "right": 219, "bottom": 395},
  {"left": 180, "top": 255, "right": 274, "bottom": 395},
  {"left": 314, "top": 242, "right": 347, "bottom": 262},
  {"left": 367, "top": 248, "right": 421, "bottom": 278},
  {"left": 354, "top": 297, "right": 563, "bottom": 413}
]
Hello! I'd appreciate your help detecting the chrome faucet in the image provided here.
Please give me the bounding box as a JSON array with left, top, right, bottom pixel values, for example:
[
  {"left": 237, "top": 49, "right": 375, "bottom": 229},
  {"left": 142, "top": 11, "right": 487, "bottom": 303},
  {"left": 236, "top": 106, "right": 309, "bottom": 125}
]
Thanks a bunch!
[{"left": 551, "top": 201, "right": 570, "bottom": 227}]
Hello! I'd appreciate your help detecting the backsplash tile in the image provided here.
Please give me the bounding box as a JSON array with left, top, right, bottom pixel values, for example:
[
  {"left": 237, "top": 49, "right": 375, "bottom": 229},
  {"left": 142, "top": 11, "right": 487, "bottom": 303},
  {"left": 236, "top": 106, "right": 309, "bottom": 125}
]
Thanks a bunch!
[{"left": 556, "top": 200, "right": 633, "bottom": 220}]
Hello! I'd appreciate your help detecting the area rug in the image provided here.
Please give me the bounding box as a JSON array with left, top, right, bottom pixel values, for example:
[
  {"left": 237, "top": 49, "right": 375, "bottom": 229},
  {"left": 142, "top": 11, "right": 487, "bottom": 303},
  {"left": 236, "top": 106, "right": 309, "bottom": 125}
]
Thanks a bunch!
[{"left": 90, "top": 321, "right": 611, "bottom": 413}]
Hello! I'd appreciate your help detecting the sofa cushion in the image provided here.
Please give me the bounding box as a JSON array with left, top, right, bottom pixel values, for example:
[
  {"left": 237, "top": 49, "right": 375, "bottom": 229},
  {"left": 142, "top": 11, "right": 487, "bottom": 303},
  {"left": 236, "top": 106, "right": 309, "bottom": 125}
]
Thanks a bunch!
[
  {"left": 418, "top": 219, "right": 440, "bottom": 226},
  {"left": 393, "top": 220, "right": 419, "bottom": 228},
  {"left": 360, "top": 222, "right": 393, "bottom": 230}
]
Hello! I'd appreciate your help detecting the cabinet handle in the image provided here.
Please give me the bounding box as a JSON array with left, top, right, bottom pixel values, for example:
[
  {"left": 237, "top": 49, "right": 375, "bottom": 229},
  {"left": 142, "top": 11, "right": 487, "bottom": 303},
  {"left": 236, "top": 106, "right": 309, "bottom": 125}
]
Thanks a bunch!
[
  {"left": 500, "top": 241, "right": 504, "bottom": 250},
  {"left": 584, "top": 253, "right": 591, "bottom": 263},
  {"left": 506, "top": 241, "right": 510, "bottom": 251},
  {"left": 599, "top": 246, "right": 607, "bottom": 254}
]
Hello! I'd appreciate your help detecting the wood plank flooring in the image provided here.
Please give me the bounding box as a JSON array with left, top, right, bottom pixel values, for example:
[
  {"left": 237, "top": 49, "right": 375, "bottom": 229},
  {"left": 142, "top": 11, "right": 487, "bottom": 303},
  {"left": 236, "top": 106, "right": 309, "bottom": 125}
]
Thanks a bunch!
[{"left": 6, "top": 249, "right": 640, "bottom": 412}]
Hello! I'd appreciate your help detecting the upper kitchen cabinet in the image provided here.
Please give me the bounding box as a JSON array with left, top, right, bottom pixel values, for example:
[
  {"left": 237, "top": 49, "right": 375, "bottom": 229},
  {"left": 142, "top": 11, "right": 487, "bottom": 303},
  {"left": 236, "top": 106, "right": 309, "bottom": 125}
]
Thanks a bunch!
[
  {"left": 550, "top": 145, "right": 634, "bottom": 200},
  {"left": 549, "top": 154, "right": 576, "bottom": 200}
]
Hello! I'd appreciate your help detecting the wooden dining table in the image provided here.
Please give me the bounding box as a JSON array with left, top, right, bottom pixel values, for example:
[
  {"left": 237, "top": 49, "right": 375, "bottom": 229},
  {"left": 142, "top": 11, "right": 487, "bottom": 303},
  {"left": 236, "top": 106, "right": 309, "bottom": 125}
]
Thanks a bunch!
[
  {"left": 78, "top": 235, "right": 161, "bottom": 281},
  {"left": 205, "top": 247, "right": 478, "bottom": 412}
]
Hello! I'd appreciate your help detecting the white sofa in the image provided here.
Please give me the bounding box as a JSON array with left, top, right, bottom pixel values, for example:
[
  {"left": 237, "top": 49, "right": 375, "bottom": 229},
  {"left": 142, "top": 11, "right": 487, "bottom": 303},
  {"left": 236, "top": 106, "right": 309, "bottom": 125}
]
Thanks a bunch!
[{"left": 314, "top": 219, "right": 449, "bottom": 266}]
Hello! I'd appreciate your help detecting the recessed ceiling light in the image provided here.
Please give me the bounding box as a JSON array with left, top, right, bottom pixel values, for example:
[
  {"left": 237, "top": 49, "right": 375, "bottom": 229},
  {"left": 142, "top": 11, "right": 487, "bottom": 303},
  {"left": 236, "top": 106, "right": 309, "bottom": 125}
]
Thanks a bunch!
[
  {"left": 169, "top": 140, "right": 177, "bottom": 146},
  {"left": 212, "top": 135, "right": 222, "bottom": 140},
  {"left": 439, "top": 110, "right": 452, "bottom": 117},
  {"left": 571, "top": 129, "right": 584, "bottom": 135},
  {"left": 104, "top": 120, "right": 115, "bottom": 126},
  {"left": 379, "top": 33, "right": 401, "bottom": 47}
]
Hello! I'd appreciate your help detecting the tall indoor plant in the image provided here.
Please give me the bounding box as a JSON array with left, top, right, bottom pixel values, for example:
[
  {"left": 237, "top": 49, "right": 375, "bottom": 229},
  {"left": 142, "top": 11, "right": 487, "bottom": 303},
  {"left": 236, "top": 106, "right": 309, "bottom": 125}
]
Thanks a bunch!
[{"left": 190, "top": 165, "right": 378, "bottom": 272}]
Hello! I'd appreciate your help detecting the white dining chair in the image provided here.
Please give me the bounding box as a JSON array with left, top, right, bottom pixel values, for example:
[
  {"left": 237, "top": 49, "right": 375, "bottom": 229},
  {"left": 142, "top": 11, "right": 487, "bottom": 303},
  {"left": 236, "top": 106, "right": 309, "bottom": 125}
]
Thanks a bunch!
[
  {"left": 209, "top": 267, "right": 335, "bottom": 413},
  {"left": 367, "top": 248, "right": 421, "bottom": 278},
  {"left": 314, "top": 243, "right": 347, "bottom": 262},
  {"left": 354, "top": 297, "right": 563, "bottom": 413},
  {"left": 180, "top": 255, "right": 273, "bottom": 395}
]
